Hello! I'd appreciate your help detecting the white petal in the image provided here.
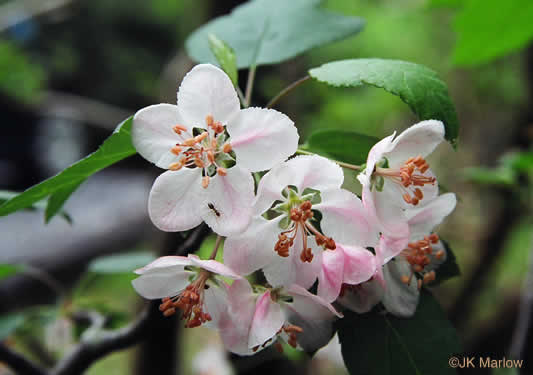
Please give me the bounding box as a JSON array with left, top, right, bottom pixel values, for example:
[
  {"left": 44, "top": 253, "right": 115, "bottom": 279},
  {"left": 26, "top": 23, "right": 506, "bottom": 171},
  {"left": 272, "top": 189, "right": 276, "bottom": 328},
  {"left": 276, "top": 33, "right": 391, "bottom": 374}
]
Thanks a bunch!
[
  {"left": 342, "top": 245, "right": 376, "bottom": 285},
  {"left": 386, "top": 120, "right": 445, "bottom": 167},
  {"left": 188, "top": 254, "right": 241, "bottom": 279},
  {"left": 288, "top": 315, "right": 334, "bottom": 353},
  {"left": 382, "top": 259, "right": 420, "bottom": 317},
  {"left": 248, "top": 291, "right": 285, "bottom": 348},
  {"left": 406, "top": 193, "right": 457, "bottom": 239},
  {"left": 177, "top": 64, "right": 240, "bottom": 127},
  {"left": 263, "top": 235, "right": 321, "bottom": 289},
  {"left": 317, "top": 248, "right": 345, "bottom": 303},
  {"left": 134, "top": 256, "right": 192, "bottom": 275},
  {"left": 203, "top": 280, "right": 229, "bottom": 327},
  {"left": 357, "top": 133, "right": 395, "bottom": 188},
  {"left": 223, "top": 216, "right": 282, "bottom": 276},
  {"left": 199, "top": 165, "right": 254, "bottom": 236},
  {"left": 254, "top": 155, "right": 344, "bottom": 216},
  {"left": 132, "top": 104, "right": 191, "bottom": 169},
  {"left": 286, "top": 284, "right": 343, "bottom": 319},
  {"left": 337, "top": 279, "right": 383, "bottom": 313},
  {"left": 131, "top": 269, "right": 193, "bottom": 299},
  {"left": 316, "top": 188, "right": 379, "bottom": 247},
  {"left": 228, "top": 107, "right": 298, "bottom": 172},
  {"left": 148, "top": 169, "right": 204, "bottom": 232}
]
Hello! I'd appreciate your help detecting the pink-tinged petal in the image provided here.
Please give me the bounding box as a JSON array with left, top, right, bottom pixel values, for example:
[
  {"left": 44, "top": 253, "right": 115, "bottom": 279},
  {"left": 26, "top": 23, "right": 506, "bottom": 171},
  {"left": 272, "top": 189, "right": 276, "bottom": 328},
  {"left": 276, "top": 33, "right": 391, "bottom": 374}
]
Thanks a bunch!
[
  {"left": 187, "top": 254, "right": 241, "bottom": 279},
  {"left": 203, "top": 280, "right": 229, "bottom": 327},
  {"left": 381, "top": 259, "right": 419, "bottom": 317},
  {"left": 148, "top": 169, "right": 204, "bottom": 232},
  {"left": 288, "top": 315, "right": 334, "bottom": 353},
  {"left": 316, "top": 188, "right": 379, "bottom": 247},
  {"left": 132, "top": 104, "right": 190, "bottom": 169},
  {"left": 357, "top": 133, "right": 395, "bottom": 188},
  {"left": 134, "top": 255, "right": 192, "bottom": 275},
  {"left": 218, "top": 279, "right": 257, "bottom": 356},
  {"left": 177, "top": 64, "right": 240, "bottom": 127},
  {"left": 254, "top": 155, "right": 344, "bottom": 216},
  {"left": 199, "top": 165, "right": 254, "bottom": 236},
  {"left": 406, "top": 193, "right": 457, "bottom": 239},
  {"left": 228, "top": 107, "right": 298, "bottom": 172},
  {"left": 337, "top": 279, "right": 383, "bottom": 313},
  {"left": 263, "top": 235, "right": 321, "bottom": 289},
  {"left": 248, "top": 291, "right": 285, "bottom": 348},
  {"left": 286, "top": 284, "right": 343, "bottom": 319},
  {"left": 386, "top": 120, "right": 445, "bottom": 167},
  {"left": 379, "top": 169, "right": 439, "bottom": 210},
  {"left": 131, "top": 269, "right": 193, "bottom": 299},
  {"left": 223, "top": 216, "right": 282, "bottom": 276},
  {"left": 342, "top": 245, "right": 376, "bottom": 285},
  {"left": 317, "top": 248, "right": 344, "bottom": 303}
]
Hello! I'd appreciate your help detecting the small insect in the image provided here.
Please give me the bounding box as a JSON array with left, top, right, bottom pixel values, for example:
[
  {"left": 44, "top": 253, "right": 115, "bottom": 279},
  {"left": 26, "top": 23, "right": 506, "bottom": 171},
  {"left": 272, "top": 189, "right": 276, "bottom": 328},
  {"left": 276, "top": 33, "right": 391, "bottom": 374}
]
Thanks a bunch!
[{"left": 207, "top": 202, "right": 221, "bottom": 217}]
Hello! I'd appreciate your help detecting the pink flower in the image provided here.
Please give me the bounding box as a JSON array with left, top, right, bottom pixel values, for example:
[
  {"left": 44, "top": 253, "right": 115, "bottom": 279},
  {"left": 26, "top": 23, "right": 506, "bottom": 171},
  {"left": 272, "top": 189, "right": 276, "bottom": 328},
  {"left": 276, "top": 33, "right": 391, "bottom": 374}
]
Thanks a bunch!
[
  {"left": 132, "top": 254, "right": 240, "bottom": 328},
  {"left": 132, "top": 64, "right": 299, "bottom": 236},
  {"left": 217, "top": 279, "right": 342, "bottom": 355},
  {"left": 358, "top": 120, "right": 445, "bottom": 262},
  {"left": 224, "top": 155, "right": 378, "bottom": 295}
]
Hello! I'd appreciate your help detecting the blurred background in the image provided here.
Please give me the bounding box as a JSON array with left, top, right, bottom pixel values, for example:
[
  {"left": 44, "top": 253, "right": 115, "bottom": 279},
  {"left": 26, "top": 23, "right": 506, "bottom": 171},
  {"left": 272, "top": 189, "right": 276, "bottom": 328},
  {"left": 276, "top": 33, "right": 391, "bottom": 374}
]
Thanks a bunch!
[{"left": 1, "top": 0, "right": 532, "bottom": 374}]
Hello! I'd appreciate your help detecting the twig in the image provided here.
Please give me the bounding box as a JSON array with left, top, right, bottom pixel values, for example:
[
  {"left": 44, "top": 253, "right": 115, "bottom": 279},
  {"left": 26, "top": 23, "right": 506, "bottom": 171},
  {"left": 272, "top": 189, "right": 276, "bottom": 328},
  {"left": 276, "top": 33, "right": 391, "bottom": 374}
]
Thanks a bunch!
[
  {"left": 209, "top": 235, "right": 223, "bottom": 260},
  {"left": 0, "top": 343, "right": 47, "bottom": 375},
  {"left": 244, "top": 66, "right": 256, "bottom": 108},
  {"left": 266, "top": 75, "right": 310, "bottom": 109}
]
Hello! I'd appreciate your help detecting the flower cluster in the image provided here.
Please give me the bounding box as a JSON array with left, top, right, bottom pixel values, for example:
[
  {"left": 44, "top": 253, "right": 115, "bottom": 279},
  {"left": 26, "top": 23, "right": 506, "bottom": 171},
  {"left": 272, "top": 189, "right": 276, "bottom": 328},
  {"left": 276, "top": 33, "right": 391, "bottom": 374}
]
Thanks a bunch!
[{"left": 131, "top": 64, "right": 457, "bottom": 354}]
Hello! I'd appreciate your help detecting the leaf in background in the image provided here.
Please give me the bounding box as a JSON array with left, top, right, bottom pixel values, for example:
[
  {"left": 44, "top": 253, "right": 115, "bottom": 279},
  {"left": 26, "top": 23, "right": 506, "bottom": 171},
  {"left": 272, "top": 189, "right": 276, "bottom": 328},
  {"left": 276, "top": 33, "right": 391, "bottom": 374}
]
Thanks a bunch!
[
  {"left": 338, "top": 290, "right": 461, "bottom": 375},
  {"left": 0, "top": 264, "right": 23, "bottom": 281},
  {"left": 502, "top": 151, "right": 533, "bottom": 174},
  {"left": 433, "top": 240, "right": 461, "bottom": 285},
  {"left": 304, "top": 129, "right": 378, "bottom": 165},
  {"left": 0, "top": 116, "right": 135, "bottom": 222},
  {"left": 309, "top": 59, "right": 460, "bottom": 147},
  {"left": 89, "top": 251, "right": 157, "bottom": 274},
  {"left": 186, "top": 0, "right": 364, "bottom": 69},
  {"left": 0, "top": 313, "right": 26, "bottom": 340},
  {"left": 453, "top": 0, "right": 533, "bottom": 66},
  {"left": 463, "top": 166, "right": 516, "bottom": 187},
  {"left": 0, "top": 191, "right": 72, "bottom": 223},
  {"left": 208, "top": 34, "right": 238, "bottom": 87}
]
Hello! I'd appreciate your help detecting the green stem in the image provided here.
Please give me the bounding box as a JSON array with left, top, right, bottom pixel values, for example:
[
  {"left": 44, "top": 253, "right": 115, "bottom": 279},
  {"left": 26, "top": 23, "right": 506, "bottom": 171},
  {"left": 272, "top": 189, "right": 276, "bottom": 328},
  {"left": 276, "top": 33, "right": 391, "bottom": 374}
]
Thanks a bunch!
[
  {"left": 244, "top": 66, "right": 257, "bottom": 108},
  {"left": 236, "top": 86, "right": 247, "bottom": 108},
  {"left": 267, "top": 75, "right": 310, "bottom": 109},
  {"left": 296, "top": 148, "right": 362, "bottom": 171}
]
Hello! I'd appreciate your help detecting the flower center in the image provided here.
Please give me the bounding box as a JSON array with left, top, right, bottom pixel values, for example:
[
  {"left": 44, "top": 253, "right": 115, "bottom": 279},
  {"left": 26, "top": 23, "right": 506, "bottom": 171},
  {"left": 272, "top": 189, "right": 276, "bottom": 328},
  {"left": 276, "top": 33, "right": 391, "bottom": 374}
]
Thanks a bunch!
[
  {"left": 272, "top": 188, "right": 336, "bottom": 263},
  {"left": 374, "top": 155, "right": 436, "bottom": 206},
  {"left": 167, "top": 115, "right": 234, "bottom": 188},
  {"left": 399, "top": 233, "right": 444, "bottom": 289},
  {"left": 158, "top": 271, "right": 212, "bottom": 328}
]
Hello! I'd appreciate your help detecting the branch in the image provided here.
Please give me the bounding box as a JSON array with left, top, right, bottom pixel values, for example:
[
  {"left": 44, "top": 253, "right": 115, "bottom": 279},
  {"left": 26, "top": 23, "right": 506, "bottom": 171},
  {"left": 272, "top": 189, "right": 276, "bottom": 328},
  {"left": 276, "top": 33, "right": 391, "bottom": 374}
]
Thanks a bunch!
[{"left": 0, "top": 343, "right": 47, "bottom": 375}]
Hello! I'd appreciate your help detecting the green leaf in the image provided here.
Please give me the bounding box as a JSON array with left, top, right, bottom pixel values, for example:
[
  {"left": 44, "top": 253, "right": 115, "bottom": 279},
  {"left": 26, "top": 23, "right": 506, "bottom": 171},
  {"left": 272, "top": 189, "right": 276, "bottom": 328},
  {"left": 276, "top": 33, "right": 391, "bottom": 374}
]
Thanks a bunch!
[
  {"left": 0, "top": 116, "right": 135, "bottom": 222},
  {"left": 305, "top": 129, "right": 378, "bottom": 165},
  {"left": 502, "top": 151, "right": 533, "bottom": 173},
  {"left": 463, "top": 166, "right": 516, "bottom": 186},
  {"left": 453, "top": 0, "right": 533, "bottom": 66},
  {"left": 309, "top": 59, "right": 459, "bottom": 147},
  {"left": 208, "top": 34, "right": 238, "bottom": 87},
  {"left": 0, "top": 264, "right": 22, "bottom": 281},
  {"left": 433, "top": 240, "right": 461, "bottom": 285},
  {"left": 89, "top": 251, "right": 157, "bottom": 274},
  {"left": 0, "top": 191, "right": 72, "bottom": 223},
  {"left": 186, "top": 0, "right": 365, "bottom": 69},
  {"left": 338, "top": 290, "right": 461, "bottom": 375},
  {"left": 0, "top": 313, "right": 26, "bottom": 340}
]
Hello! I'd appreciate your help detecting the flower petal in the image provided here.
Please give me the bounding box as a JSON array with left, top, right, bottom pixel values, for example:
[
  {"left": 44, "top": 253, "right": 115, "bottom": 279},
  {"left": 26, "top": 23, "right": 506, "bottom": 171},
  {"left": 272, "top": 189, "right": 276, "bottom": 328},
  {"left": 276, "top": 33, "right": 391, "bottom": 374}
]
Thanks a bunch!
[
  {"left": 199, "top": 165, "right": 254, "bottom": 236},
  {"left": 134, "top": 256, "right": 192, "bottom": 275},
  {"left": 132, "top": 104, "right": 190, "bottom": 169},
  {"left": 316, "top": 188, "right": 379, "bottom": 247},
  {"left": 406, "top": 192, "right": 457, "bottom": 239},
  {"left": 286, "top": 284, "right": 343, "bottom": 319},
  {"left": 203, "top": 280, "right": 229, "bottom": 327},
  {"left": 187, "top": 254, "right": 241, "bottom": 279},
  {"left": 254, "top": 155, "right": 344, "bottom": 216},
  {"left": 223, "top": 216, "right": 282, "bottom": 276},
  {"left": 148, "top": 169, "right": 204, "bottom": 232},
  {"left": 288, "top": 314, "right": 334, "bottom": 354},
  {"left": 228, "top": 107, "right": 298, "bottom": 172},
  {"left": 177, "top": 64, "right": 240, "bottom": 127},
  {"left": 317, "top": 248, "right": 344, "bottom": 303},
  {"left": 342, "top": 245, "right": 376, "bottom": 285},
  {"left": 337, "top": 279, "right": 383, "bottom": 313},
  {"left": 131, "top": 269, "right": 194, "bottom": 299},
  {"left": 357, "top": 133, "right": 395, "bottom": 188},
  {"left": 381, "top": 259, "right": 419, "bottom": 317},
  {"left": 386, "top": 120, "right": 445, "bottom": 167},
  {"left": 248, "top": 291, "right": 285, "bottom": 348}
]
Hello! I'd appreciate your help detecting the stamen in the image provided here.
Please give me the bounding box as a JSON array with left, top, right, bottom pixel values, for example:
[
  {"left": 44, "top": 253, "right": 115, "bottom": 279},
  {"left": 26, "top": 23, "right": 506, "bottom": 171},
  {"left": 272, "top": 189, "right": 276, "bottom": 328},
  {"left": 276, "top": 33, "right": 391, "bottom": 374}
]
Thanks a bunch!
[
  {"left": 223, "top": 143, "right": 232, "bottom": 153},
  {"left": 173, "top": 124, "right": 187, "bottom": 134},
  {"left": 171, "top": 146, "right": 182, "bottom": 156},
  {"left": 217, "top": 167, "right": 227, "bottom": 176},
  {"left": 202, "top": 176, "right": 210, "bottom": 189}
]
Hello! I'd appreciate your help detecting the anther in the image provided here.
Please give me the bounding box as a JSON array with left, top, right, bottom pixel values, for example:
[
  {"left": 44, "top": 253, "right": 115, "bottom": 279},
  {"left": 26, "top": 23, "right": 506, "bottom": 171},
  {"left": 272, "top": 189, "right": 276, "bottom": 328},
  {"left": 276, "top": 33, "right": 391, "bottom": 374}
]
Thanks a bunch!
[
  {"left": 202, "top": 176, "right": 210, "bottom": 189},
  {"left": 222, "top": 143, "right": 232, "bottom": 153},
  {"left": 206, "top": 115, "right": 214, "bottom": 127},
  {"left": 163, "top": 307, "right": 176, "bottom": 317},
  {"left": 207, "top": 150, "right": 215, "bottom": 164},
  {"left": 217, "top": 167, "right": 227, "bottom": 176},
  {"left": 173, "top": 124, "right": 187, "bottom": 134},
  {"left": 435, "top": 250, "right": 445, "bottom": 259},
  {"left": 169, "top": 161, "right": 183, "bottom": 171},
  {"left": 325, "top": 237, "right": 336, "bottom": 250},
  {"left": 300, "top": 201, "right": 312, "bottom": 211},
  {"left": 401, "top": 275, "right": 410, "bottom": 284},
  {"left": 414, "top": 188, "right": 423, "bottom": 200},
  {"left": 195, "top": 132, "right": 208, "bottom": 143},
  {"left": 183, "top": 138, "right": 197, "bottom": 147},
  {"left": 171, "top": 146, "right": 182, "bottom": 156}
]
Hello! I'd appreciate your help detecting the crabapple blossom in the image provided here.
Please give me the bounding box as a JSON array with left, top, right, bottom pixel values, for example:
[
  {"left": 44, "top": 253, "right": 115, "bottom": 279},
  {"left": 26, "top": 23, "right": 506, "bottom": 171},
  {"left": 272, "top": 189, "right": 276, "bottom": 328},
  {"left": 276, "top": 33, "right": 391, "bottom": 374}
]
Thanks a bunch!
[
  {"left": 224, "top": 155, "right": 378, "bottom": 293},
  {"left": 132, "top": 254, "right": 240, "bottom": 328},
  {"left": 132, "top": 64, "right": 298, "bottom": 236},
  {"left": 358, "top": 120, "right": 445, "bottom": 262},
  {"left": 217, "top": 279, "right": 342, "bottom": 355}
]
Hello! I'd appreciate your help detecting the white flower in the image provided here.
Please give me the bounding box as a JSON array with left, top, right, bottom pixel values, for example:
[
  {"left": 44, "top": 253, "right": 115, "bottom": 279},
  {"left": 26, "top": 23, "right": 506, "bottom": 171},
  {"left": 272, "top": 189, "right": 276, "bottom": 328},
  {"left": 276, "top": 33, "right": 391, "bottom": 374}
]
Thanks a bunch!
[
  {"left": 224, "top": 155, "right": 378, "bottom": 298},
  {"left": 358, "top": 120, "right": 445, "bottom": 262},
  {"left": 132, "top": 64, "right": 299, "bottom": 236}
]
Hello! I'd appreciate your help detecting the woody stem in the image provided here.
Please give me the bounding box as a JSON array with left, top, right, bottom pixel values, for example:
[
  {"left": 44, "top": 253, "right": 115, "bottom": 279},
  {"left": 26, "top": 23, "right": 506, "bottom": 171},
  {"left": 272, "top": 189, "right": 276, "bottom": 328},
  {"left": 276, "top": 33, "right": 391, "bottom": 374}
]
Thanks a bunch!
[{"left": 209, "top": 235, "right": 224, "bottom": 260}]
